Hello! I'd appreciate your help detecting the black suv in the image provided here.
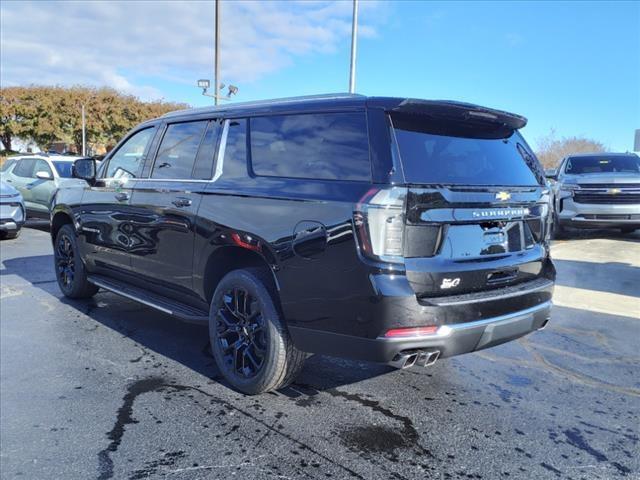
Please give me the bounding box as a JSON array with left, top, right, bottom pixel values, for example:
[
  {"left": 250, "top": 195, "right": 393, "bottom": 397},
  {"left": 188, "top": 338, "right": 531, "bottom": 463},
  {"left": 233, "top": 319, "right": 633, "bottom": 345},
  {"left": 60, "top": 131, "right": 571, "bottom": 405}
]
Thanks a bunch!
[{"left": 51, "top": 94, "right": 555, "bottom": 394}]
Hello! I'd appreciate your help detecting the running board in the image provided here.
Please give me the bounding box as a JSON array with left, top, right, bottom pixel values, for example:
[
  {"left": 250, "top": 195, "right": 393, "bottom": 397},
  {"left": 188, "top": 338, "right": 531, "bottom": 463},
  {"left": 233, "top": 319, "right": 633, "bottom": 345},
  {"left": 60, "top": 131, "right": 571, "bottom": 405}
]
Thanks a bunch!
[{"left": 87, "top": 275, "right": 209, "bottom": 324}]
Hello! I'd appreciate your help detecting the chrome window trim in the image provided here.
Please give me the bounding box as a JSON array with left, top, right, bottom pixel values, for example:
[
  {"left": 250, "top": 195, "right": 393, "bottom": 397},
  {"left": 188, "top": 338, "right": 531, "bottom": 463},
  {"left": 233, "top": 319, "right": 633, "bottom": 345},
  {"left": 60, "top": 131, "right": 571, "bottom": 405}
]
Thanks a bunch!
[{"left": 212, "top": 119, "right": 229, "bottom": 183}]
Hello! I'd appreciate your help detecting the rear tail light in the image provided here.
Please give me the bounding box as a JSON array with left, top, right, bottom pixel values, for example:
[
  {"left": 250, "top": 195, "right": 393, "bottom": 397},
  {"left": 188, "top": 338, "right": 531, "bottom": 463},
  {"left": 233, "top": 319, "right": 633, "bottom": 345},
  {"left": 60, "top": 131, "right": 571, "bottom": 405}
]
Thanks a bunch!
[
  {"left": 354, "top": 187, "right": 407, "bottom": 264},
  {"left": 384, "top": 326, "right": 439, "bottom": 337}
]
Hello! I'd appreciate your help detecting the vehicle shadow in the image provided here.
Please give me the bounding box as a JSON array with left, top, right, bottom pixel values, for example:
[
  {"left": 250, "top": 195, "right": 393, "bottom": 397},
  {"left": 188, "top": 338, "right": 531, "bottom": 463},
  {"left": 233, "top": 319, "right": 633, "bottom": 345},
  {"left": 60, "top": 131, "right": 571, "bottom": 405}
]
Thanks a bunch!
[
  {"left": 553, "top": 259, "right": 640, "bottom": 298},
  {"left": 1, "top": 252, "right": 395, "bottom": 395},
  {"left": 553, "top": 228, "right": 640, "bottom": 243}
]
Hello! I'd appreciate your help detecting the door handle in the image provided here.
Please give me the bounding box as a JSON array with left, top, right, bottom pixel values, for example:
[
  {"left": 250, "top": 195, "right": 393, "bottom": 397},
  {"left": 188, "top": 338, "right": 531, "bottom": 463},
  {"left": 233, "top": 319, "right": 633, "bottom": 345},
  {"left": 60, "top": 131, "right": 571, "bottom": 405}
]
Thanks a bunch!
[
  {"left": 172, "top": 197, "right": 192, "bottom": 208},
  {"left": 114, "top": 192, "right": 129, "bottom": 202}
]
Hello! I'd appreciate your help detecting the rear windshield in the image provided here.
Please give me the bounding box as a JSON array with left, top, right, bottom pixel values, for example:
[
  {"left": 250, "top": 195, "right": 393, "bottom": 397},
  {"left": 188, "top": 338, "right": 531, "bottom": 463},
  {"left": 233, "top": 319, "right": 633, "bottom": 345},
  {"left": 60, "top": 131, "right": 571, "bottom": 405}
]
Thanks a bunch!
[
  {"left": 392, "top": 116, "right": 544, "bottom": 186},
  {"left": 52, "top": 161, "right": 74, "bottom": 178},
  {"left": 564, "top": 155, "right": 640, "bottom": 174}
]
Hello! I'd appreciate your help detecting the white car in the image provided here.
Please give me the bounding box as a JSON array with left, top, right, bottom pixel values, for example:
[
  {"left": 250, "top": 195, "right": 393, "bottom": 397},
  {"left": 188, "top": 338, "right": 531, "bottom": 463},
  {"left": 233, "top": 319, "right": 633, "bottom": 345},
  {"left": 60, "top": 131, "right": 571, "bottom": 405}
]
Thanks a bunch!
[
  {"left": 0, "top": 154, "right": 92, "bottom": 219},
  {"left": 0, "top": 180, "right": 25, "bottom": 239}
]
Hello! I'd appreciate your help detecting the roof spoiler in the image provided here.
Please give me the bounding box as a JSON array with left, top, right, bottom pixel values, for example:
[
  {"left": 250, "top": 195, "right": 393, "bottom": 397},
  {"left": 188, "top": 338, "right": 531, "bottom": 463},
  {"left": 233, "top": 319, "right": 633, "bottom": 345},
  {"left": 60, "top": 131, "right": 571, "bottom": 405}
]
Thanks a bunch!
[{"left": 390, "top": 99, "right": 527, "bottom": 130}]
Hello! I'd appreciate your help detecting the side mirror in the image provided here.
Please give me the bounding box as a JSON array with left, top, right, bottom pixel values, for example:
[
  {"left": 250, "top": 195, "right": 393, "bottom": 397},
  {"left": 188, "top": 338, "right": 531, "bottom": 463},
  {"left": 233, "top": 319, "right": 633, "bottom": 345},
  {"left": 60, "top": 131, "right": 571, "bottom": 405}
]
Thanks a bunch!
[
  {"left": 72, "top": 158, "right": 97, "bottom": 184},
  {"left": 544, "top": 168, "right": 558, "bottom": 181},
  {"left": 35, "top": 170, "right": 53, "bottom": 180}
]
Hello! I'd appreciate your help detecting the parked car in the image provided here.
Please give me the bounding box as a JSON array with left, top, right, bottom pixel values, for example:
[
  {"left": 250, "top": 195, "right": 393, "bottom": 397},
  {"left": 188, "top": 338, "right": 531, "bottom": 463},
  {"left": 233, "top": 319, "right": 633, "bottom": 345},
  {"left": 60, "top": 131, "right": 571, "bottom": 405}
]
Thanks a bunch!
[
  {"left": 50, "top": 94, "right": 555, "bottom": 394},
  {"left": 1, "top": 154, "right": 90, "bottom": 218},
  {"left": 546, "top": 153, "right": 640, "bottom": 236},
  {"left": 0, "top": 180, "right": 25, "bottom": 239}
]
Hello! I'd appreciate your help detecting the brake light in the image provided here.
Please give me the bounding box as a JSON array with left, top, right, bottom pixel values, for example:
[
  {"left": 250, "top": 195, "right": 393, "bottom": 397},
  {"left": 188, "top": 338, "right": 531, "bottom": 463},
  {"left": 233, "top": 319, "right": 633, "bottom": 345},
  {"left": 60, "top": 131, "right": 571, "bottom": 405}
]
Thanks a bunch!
[
  {"left": 384, "top": 326, "right": 439, "bottom": 337},
  {"left": 354, "top": 187, "right": 407, "bottom": 264}
]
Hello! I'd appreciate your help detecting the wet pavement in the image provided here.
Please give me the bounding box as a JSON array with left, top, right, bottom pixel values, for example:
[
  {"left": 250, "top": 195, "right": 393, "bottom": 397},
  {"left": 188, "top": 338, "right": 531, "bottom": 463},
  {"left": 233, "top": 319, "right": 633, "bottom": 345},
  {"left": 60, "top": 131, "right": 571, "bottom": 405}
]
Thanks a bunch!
[{"left": 1, "top": 226, "right": 639, "bottom": 480}]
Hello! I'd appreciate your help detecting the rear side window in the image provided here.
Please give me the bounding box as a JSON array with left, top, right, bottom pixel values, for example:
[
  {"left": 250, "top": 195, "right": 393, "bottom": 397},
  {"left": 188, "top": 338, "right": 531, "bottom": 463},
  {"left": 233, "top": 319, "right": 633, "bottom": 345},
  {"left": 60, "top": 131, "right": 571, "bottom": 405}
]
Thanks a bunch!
[
  {"left": 250, "top": 112, "right": 370, "bottom": 181},
  {"left": 13, "top": 159, "right": 37, "bottom": 177},
  {"left": 392, "top": 116, "right": 543, "bottom": 186},
  {"left": 192, "top": 120, "right": 221, "bottom": 180},
  {"left": 152, "top": 121, "right": 208, "bottom": 179},
  {"left": 0, "top": 158, "right": 17, "bottom": 172}
]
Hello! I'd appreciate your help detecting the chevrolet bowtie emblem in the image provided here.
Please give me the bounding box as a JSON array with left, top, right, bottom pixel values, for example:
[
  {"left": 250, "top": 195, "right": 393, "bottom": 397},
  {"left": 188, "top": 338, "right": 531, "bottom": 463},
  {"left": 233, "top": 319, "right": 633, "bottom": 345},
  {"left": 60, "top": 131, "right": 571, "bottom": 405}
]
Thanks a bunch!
[
  {"left": 607, "top": 188, "right": 621, "bottom": 195},
  {"left": 495, "top": 191, "right": 511, "bottom": 201}
]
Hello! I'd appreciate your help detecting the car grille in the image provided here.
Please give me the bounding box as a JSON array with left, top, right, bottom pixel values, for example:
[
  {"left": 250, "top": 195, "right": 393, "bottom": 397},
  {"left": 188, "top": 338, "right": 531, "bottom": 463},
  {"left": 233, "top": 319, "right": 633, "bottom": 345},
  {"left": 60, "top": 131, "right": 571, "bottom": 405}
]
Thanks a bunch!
[
  {"left": 573, "top": 193, "right": 640, "bottom": 204},
  {"left": 577, "top": 183, "right": 640, "bottom": 189}
]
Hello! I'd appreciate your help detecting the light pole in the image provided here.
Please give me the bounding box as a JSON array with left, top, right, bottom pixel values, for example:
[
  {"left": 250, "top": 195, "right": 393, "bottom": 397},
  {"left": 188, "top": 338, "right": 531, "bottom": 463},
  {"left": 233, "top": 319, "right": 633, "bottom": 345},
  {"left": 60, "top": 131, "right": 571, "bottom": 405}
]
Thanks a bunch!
[
  {"left": 349, "top": 0, "right": 359, "bottom": 94},
  {"left": 214, "top": 0, "right": 220, "bottom": 106},
  {"left": 81, "top": 104, "right": 86, "bottom": 156}
]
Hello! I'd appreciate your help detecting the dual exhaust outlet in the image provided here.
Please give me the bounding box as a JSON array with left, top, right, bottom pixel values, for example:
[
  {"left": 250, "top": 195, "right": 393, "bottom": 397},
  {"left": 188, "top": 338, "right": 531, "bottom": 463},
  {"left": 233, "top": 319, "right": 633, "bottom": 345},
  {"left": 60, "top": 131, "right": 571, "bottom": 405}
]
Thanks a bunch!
[{"left": 390, "top": 349, "right": 441, "bottom": 369}]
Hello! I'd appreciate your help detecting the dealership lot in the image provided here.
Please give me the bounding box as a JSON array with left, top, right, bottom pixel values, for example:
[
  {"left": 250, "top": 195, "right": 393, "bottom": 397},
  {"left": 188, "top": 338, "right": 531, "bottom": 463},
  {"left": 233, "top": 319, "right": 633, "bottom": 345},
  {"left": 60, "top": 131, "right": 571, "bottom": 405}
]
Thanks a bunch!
[{"left": 1, "top": 227, "right": 638, "bottom": 479}]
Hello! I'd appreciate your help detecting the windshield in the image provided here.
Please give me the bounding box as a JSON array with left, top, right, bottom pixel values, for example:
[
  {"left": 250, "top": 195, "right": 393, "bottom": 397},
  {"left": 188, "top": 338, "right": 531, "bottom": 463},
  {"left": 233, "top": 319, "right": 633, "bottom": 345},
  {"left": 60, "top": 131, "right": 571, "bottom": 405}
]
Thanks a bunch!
[
  {"left": 392, "top": 116, "right": 544, "bottom": 186},
  {"left": 564, "top": 155, "right": 640, "bottom": 175},
  {"left": 52, "top": 161, "right": 74, "bottom": 178}
]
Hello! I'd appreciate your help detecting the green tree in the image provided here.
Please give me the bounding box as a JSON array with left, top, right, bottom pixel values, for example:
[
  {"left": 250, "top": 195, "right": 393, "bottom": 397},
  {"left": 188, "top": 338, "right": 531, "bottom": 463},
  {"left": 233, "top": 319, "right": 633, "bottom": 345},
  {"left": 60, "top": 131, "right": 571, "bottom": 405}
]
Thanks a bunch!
[
  {"left": 535, "top": 129, "right": 607, "bottom": 169},
  {"left": 0, "top": 85, "right": 188, "bottom": 154}
]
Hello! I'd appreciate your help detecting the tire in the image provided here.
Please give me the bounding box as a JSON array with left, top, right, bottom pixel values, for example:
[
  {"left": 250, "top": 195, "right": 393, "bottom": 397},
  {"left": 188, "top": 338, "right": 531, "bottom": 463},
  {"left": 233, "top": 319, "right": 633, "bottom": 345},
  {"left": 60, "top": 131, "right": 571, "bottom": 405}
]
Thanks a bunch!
[
  {"left": 620, "top": 227, "right": 637, "bottom": 234},
  {"left": 209, "top": 268, "right": 306, "bottom": 395},
  {"left": 552, "top": 214, "right": 566, "bottom": 239},
  {"left": 0, "top": 229, "right": 20, "bottom": 240},
  {"left": 54, "top": 224, "right": 99, "bottom": 299}
]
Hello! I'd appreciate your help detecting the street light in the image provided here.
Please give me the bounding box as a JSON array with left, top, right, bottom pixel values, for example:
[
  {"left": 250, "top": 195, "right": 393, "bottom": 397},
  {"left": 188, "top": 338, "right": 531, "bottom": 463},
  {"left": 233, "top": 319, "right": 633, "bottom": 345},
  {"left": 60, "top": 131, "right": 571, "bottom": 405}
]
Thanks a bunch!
[{"left": 196, "top": 80, "right": 239, "bottom": 101}]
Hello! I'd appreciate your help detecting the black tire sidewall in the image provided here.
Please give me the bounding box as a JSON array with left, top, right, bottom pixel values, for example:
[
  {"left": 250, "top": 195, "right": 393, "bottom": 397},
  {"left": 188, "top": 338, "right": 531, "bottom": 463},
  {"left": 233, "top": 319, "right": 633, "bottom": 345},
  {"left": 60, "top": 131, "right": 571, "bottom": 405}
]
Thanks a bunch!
[
  {"left": 208, "top": 269, "right": 285, "bottom": 394},
  {"left": 54, "top": 224, "right": 91, "bottom": 298}
]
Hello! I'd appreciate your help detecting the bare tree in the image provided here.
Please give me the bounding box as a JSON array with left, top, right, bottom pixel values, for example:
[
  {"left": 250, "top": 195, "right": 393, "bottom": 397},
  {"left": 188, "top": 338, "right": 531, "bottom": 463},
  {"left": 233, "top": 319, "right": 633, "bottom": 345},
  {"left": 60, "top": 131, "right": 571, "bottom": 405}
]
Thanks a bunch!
[{"left": 535, "top": 129, "right": 607, "bottom": 169}]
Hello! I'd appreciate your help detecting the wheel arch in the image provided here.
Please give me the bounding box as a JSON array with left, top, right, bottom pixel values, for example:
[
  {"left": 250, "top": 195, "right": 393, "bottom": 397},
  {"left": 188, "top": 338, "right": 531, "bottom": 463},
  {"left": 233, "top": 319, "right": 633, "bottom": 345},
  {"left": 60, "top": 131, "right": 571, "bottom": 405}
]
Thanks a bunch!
[
  {"left": 50, "top": 210, "right": 75, "bottom": 243},
  {"left": 202, "top": 246, "right": 280, "bottom": 304}
]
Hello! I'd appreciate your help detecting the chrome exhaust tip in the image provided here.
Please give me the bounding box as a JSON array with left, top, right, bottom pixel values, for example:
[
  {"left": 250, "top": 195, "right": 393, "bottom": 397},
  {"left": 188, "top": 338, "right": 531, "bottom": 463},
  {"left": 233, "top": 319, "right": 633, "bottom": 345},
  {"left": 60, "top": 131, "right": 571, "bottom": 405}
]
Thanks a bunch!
[
  {"left": 389, "top": 351, "right": 419, "bottom": 369},
  {"left": 389, "top": 349, "right": 440, "bottom": 369},
  {"left": 416, "top": 350, "right": 440, "bottom": 367}
]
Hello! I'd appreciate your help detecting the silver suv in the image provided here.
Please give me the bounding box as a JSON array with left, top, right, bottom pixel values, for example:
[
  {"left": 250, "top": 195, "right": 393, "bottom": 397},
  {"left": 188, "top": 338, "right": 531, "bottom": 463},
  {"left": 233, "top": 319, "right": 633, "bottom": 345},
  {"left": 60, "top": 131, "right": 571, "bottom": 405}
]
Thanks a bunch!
[
  {"left": 0, "top": 155, "right": 89, "bottom": 218},
  {"left": 547, "top": 153, "right": 640, "bottom": 235}
]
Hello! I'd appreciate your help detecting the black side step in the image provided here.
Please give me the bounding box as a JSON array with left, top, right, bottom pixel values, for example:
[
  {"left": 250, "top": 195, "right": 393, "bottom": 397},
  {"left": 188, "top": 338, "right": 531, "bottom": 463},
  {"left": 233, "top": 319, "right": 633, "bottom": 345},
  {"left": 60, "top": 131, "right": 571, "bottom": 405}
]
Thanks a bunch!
[{"left": 87, "top": 274, "right": 209, "bottom": 324}]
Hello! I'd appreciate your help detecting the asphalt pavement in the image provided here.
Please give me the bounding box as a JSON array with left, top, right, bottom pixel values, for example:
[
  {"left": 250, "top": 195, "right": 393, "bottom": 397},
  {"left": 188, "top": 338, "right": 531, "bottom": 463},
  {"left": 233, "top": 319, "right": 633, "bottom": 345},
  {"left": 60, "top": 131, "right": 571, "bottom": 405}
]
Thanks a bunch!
[{"left": 1, "top": 226, "right": 639, "bottom": 480}]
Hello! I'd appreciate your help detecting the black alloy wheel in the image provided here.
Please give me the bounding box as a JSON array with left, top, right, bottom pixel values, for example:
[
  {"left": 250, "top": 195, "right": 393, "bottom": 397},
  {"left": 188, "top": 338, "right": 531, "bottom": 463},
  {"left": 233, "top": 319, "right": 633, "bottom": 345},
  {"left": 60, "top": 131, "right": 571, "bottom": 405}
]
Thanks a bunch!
[
  {"left": 208, "top": 268, "right": 306, "bottom": 394},
  {"left": 56, "top": 232, "right": 76, "bottom": 290},
  {"left": 53, "top": 224, "right": 98, "bottom": 299},
  {"left": 215, "top": 287, "right": 267, "bottom": 379}
]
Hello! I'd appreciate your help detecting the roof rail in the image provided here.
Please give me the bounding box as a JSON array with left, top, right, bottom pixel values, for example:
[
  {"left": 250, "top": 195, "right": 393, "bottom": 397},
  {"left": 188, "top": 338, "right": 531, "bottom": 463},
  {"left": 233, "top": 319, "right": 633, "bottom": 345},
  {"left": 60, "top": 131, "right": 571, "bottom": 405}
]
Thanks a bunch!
[{"left": 161, "top": 93, "right": 365, "bottom": 118}]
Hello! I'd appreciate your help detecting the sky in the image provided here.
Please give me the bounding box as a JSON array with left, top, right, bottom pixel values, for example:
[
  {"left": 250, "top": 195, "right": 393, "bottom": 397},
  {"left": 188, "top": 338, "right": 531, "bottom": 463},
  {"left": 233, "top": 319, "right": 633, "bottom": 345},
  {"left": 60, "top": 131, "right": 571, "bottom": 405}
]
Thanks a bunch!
[{"left": 1, "top": 0, "right": 638, "bottom": 151}]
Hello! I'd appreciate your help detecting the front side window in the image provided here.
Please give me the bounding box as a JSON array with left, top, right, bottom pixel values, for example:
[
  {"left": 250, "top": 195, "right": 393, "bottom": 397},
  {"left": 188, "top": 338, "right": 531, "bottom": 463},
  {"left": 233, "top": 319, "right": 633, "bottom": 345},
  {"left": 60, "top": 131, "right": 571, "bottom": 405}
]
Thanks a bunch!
[
  {"left": 564, "top": 155, "right": 640, "bottom": 175},
  {"left": 151, "top": 121, "right": 208, "bottom": 179},
  {"left": 33, "top": 159, "right": 53, "bottom": 178},
  {"left": 106, "top": 127, "right": 155, "bottom": 179},
  {"left": 53, "top": 161, "right": 74, "bottom": 178},
  {"left": 250, "top": 112, "right": 371, "bottom": 181}
]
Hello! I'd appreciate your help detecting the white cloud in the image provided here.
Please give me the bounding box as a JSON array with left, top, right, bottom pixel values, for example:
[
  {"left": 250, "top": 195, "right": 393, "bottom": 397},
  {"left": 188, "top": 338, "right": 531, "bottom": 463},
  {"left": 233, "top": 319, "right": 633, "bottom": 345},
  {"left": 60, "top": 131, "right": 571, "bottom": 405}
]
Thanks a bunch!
[{"left": 0, "top": 0, "right": 384, "bottom": 100}]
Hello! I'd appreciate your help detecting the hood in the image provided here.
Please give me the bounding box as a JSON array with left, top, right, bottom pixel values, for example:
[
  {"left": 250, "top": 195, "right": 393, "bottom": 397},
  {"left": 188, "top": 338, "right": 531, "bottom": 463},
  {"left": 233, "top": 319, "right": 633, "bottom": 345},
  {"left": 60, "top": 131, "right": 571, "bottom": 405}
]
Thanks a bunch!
[
  {"left": 0, "top": 180, "right": 20, "bottom": 197},
  {"left": 564, "top": 172, "right": 640, "bottom": 185}
]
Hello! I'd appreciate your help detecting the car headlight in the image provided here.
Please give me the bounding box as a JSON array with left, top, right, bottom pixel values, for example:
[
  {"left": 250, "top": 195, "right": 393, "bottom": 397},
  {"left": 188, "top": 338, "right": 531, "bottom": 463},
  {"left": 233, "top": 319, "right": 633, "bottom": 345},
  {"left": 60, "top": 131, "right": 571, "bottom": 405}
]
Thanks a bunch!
[{"left": 559, "top": 183, "right": 579, "bottom": 194}]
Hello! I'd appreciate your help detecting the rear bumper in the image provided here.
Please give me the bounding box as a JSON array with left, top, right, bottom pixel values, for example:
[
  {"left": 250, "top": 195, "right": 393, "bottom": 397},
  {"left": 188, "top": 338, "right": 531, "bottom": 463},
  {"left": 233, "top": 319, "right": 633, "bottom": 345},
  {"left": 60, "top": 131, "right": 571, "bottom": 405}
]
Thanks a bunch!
[{"left": 289, "top": 299, "right": 552, "bottom": 364}]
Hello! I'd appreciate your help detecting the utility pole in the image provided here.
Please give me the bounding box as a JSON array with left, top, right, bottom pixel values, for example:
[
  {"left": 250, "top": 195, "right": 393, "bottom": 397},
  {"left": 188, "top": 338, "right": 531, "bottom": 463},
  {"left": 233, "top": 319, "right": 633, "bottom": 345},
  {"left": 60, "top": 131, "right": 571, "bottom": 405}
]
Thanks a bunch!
[
  {"left": 214, "top": 0, "right": 220, "bottom": 106},
  {"left": 349, "top": 0, "right": 359, "bottom": 94},
  {"left": 81, "top": 104, "right": 86, "bottom": 156}
]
